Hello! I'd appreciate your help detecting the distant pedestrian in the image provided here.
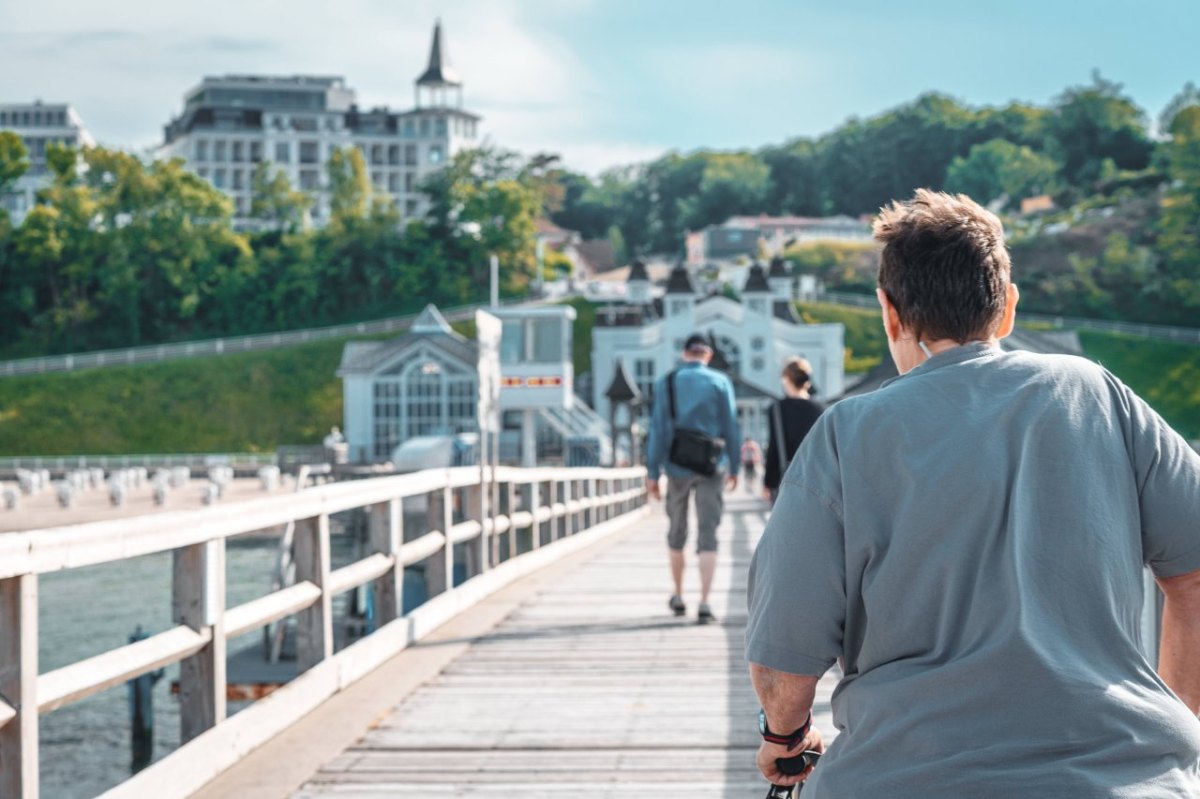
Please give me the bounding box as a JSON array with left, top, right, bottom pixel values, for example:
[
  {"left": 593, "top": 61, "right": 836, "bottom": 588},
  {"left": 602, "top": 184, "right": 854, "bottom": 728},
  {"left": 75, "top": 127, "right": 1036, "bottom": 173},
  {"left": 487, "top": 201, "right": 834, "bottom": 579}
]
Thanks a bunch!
[
  {"left": 762, "top": 357, "right": 824, "bottom": 503},
  {"left": 741, "top": 437, "right": 763, "bottom": 494},
  {"left": 646, "top": 334, "right": 740, "bottom": 624}
]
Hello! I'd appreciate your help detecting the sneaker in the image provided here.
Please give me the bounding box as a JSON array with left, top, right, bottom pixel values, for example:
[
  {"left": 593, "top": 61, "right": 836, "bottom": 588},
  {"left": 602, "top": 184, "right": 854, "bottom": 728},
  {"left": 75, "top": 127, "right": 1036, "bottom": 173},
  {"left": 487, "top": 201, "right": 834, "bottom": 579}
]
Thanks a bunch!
[
  {"left": 669, "top": 594, "right": 686, "bottom": 617},
  {"left": 697, "top": 603, "right": 716, "bottom": 624}
]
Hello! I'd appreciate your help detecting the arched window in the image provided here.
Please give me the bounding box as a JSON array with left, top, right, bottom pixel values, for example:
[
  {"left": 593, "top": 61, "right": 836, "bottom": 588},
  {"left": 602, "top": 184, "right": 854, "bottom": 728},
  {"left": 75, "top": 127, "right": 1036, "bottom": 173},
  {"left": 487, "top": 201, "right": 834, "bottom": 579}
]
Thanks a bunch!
[
  {"left": 405, "top": 360, "right": 446, "bottom": 438},
  {"left": 715, "top": 335, "right": 742, "bottom": 376},
  {"left": 372, "top": 347, "right": 478, "bottom": 459}
]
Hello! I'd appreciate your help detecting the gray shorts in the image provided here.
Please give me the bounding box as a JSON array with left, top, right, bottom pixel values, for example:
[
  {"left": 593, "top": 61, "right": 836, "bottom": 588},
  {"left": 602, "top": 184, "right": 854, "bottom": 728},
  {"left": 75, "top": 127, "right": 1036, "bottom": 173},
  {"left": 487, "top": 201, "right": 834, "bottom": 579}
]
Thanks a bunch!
[{"left": 665, "top": 472, "right": 725, "bottom": 553}]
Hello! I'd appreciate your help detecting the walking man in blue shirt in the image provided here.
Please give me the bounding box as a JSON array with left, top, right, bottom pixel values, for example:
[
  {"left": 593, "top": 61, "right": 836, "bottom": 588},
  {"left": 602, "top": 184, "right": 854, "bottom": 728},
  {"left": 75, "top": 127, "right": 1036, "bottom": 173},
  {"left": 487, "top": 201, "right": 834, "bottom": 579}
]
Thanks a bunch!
[{"left": 646, "top": 334, "right": 740, "bottom": 624}]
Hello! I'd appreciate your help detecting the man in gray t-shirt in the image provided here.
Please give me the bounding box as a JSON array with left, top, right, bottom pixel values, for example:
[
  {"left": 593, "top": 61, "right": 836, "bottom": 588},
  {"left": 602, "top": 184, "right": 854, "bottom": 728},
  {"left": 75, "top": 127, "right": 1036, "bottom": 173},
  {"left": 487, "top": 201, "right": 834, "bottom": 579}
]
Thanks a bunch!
[{"left": 746, "top": 190, "right": 1200, "bottom": 797}]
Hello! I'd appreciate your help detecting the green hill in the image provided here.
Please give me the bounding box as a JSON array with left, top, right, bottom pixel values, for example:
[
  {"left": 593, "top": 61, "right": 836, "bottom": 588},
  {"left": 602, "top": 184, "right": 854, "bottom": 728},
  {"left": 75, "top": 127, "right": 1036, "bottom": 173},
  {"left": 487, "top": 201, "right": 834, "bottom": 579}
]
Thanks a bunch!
[
  {"left": 0, "top": 340, "right": 349, "bottom": 456},
  {"left": 0, "top": 302, "right": 1195, "bottom": 456}
]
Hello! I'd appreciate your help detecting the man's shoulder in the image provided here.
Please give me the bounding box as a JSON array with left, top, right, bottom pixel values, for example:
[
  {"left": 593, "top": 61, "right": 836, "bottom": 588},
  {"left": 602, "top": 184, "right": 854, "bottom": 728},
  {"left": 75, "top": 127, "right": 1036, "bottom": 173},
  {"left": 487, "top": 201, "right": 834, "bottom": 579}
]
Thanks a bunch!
[{"left": 698, "top": 364, "right": 734, "bottom": 389}]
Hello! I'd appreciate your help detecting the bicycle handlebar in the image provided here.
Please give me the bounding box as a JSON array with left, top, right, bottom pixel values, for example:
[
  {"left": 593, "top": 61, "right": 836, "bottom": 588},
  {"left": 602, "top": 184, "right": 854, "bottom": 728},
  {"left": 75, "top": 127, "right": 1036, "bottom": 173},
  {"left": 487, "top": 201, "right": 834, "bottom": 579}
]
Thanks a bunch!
[
  {"left": 777, "top": 750, "right": 820, "bottom": 775},
  {"left": 765, "top": 750, "right": 822, "bottom": 798}
]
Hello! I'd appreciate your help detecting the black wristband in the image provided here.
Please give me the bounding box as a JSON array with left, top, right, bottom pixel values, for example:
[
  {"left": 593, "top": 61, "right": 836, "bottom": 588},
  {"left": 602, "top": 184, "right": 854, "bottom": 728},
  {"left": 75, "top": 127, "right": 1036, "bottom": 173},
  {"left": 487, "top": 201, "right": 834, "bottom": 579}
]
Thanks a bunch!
[{"left": 760, "top": 711, "right": 812, "bottom": 751}]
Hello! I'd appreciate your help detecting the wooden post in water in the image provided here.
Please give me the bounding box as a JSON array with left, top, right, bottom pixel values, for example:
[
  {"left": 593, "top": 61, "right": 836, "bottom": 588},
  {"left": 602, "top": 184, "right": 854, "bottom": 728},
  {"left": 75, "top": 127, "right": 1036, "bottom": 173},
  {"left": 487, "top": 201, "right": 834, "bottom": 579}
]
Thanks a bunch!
[
  {"left": 173, "top": 539, "right": 227, "bottom": 743},
  {"left": 369, "top": 500, "right": 403, "bottom": 627},
  {"left": 295, "top": 514, "right": 333, "bottom": 672},
  {"left": 0, "top": 574, "right": 38, "bottom": 799}
]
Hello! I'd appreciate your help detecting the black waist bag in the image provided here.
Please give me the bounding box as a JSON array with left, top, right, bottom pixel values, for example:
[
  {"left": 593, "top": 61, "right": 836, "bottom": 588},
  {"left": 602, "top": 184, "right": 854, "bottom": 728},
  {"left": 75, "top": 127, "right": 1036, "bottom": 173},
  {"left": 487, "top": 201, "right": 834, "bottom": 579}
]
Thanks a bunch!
[{"left": 666, "top": 370, "right": 725, "bottom": 476}]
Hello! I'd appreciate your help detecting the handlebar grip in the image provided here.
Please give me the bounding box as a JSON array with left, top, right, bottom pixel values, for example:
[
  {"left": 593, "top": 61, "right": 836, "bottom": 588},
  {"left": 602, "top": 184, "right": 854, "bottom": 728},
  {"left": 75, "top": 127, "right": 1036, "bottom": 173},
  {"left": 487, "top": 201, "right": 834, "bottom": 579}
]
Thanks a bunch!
[{"left": 776, "top": 749, "right": 821, "bottom": 776}]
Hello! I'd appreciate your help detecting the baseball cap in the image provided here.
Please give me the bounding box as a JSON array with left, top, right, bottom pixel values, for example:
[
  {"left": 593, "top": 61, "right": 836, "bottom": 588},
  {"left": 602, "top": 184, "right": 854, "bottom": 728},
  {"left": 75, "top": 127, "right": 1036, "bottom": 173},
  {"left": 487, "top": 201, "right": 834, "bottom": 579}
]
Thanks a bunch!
[{"left": 683, "top": 333, "right": 712, "bottom": 353}]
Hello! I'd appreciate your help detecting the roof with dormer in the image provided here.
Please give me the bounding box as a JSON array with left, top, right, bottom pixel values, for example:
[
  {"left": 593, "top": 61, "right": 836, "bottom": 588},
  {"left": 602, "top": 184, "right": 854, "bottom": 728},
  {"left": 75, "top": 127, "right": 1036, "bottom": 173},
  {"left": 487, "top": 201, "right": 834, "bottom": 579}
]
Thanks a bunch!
[
  {"left": 743, "top": 263, "right": 771, "bottom": 293},
  {"left": 664, "top": 263, "right": 696, "bottom": 295},
  {"left": 338, "top": 304, "right": 475, "bottom": 376},
  {"left": 417, "top": 21, "right": 462, "bottom": 88}
]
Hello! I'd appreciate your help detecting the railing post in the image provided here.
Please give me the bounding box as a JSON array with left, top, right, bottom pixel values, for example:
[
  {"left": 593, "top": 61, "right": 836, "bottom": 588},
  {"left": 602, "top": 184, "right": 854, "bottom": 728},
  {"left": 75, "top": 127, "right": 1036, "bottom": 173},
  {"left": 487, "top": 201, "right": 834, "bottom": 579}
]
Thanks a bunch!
[
  {"left": 466, "top": 481, "right": 487, "bottom": 578},
  {"left": 587, "top": 478, "right": 598, "bottom": 529},
  {"left": 529, "top": 481, "right": 541, "bottom": 549},
  {"left": 173, "top": 539, "right": 227, "bottom": 743},
  {"left": 295, "top": 514, "right": 333, "bottom": 671},
  {"left": 503, "top": 480, "right": 517, "bottom": 562},
  {"left": 0, "top": 574, "right": 38, "bottom": 799},
  {"left": 424, "top": 484, "right": 455, "bottom": 597},
  {"left": 369, "top": 500, "right": 403, "bottom": 626}
]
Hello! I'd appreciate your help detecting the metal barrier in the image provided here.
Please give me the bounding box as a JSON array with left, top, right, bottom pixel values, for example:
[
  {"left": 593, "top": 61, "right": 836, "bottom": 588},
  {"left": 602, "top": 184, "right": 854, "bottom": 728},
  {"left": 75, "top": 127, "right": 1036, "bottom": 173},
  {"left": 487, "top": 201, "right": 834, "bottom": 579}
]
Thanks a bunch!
[
  {"left": 0, "top": 452, "right": 276, "bottom": 472},
  {"left": 819, "top": 291, "right": 1200, "bottom": 345},
  {"left": 0, "top": 464, "right": 647, "bottom": 799},
  {"left": 0, "top": 298, "right": 535, "bottom": 378}
]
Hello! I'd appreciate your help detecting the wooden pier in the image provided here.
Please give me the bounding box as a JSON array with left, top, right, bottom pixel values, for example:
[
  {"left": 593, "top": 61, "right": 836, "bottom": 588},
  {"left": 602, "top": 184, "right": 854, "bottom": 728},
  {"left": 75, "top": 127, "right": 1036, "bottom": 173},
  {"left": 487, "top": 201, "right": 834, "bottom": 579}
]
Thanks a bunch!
[{"left": 214, "top": 495, "right": 839, "bottom": 798}]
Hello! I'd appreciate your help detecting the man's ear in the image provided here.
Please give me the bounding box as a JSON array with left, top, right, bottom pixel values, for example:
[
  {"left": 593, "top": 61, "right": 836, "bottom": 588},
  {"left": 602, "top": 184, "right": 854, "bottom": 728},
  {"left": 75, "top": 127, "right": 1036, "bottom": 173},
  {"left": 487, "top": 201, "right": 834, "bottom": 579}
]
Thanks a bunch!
[
  {"left": 994, "top": 283, "right": 1019, "bottom": 340},
  {"left": 876, "top": 288, "right": 902, "bottom": 343}
]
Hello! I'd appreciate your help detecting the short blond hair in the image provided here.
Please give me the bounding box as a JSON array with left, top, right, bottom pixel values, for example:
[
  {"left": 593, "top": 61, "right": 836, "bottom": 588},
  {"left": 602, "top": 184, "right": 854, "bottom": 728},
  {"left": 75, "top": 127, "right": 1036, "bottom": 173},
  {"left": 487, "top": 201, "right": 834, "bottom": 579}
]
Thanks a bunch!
[{"left": 874, "top": 189, "right": 1011, "bottom": 343}]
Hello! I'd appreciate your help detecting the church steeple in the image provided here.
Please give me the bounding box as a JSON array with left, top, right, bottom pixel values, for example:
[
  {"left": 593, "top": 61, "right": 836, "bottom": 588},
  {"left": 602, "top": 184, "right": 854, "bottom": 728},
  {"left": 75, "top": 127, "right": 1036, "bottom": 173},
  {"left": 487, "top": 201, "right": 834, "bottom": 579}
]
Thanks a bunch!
[{"left": 415, "top": 19, "right": 463, "bottom": 108}]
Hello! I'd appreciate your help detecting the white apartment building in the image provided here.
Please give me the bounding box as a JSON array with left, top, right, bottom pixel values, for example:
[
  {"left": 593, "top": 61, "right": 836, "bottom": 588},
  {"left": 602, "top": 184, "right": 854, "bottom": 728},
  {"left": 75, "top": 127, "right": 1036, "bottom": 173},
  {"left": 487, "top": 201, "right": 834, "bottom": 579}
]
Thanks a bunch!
[
  {"left": 0, "top": 102, "right": 95, "bottom": 224},
  {"left": 158, "top": 21, "right": 480, "bottom": 226}
]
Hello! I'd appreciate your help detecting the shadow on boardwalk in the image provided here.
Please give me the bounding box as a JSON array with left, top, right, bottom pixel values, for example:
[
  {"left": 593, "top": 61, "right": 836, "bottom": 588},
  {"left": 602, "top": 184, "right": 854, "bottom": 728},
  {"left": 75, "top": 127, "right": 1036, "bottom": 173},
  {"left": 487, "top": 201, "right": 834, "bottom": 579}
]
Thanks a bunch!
[{"left": 292, "top": 496, "right": 839, "bottom": 798}]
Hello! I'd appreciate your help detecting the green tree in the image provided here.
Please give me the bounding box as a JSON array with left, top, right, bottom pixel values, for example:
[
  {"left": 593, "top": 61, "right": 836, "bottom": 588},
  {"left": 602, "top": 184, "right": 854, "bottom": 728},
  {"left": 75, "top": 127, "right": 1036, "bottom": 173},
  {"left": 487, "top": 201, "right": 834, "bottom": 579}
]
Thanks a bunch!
[
  {"left": 945, "top": 139, "right": 1058, "bottom": 206},
  {"left": 0, "top": 131, "right": 29, "bottom": 201},
  {"left": 327, "top": 147, "right": 372, "bottom": 225},
  {"left": 1045, "top": 72, "right": 1153, "bottom": 188},
  {"left": 1154, "top": 105, "right": 1200, "bottom": 319},
  {"left": 1159, "top": 82, "right": 1200, "bottom": 136},
  {"left": 250, "top": 162, "right": 313, "bottom": 232},
  {"left": 675, "top": 152, "right": 770, "bottom": 233},
  {"left": 606, "top": 224, "right": 627, "bottom": 267}
]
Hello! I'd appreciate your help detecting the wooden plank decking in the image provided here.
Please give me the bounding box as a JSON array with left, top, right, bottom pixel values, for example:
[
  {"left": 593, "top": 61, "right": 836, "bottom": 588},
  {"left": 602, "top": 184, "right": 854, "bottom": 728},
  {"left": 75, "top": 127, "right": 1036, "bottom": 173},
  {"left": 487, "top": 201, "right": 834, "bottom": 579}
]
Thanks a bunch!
[{"left": 293, "top": 496, "right": 839, "bottom": 798}]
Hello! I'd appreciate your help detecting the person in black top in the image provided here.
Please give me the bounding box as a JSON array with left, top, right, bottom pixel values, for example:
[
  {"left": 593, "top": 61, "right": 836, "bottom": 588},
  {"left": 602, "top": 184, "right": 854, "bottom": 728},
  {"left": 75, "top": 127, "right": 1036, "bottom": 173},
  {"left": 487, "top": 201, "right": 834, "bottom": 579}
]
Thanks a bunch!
[{"left": 763, "top": 356, "right": 825, "bottom": 502}]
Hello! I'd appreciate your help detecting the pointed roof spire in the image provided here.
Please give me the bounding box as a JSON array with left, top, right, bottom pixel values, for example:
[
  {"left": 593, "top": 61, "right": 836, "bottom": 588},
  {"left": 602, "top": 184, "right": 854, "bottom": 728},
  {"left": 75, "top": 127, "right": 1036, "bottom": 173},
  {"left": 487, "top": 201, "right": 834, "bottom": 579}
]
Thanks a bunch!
[
  {"left": 605, "top": 359, "right": 643, "bottom": 405},
  {"left": 412, "top": 303, "right": 454, "bottom": 335},
  {"left": 664, "top": 261, "right": 696, "bottom": 295},
  {"left": 743, "top": 261, "right": 771, "bottom": 293},
  {"left": 627, "top": 258, "right": 650, "bottom": 283},
  {"left": 417, "top": 19, "right": 462, "bottom": 88}
]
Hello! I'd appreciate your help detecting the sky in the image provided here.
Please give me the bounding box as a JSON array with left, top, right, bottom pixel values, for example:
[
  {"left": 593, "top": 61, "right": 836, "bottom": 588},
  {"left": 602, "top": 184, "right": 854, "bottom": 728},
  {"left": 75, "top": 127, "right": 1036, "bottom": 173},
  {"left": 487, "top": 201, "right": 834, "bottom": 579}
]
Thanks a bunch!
[{"left": 2, "top": 0, "right": 1197, "bottom": 175}]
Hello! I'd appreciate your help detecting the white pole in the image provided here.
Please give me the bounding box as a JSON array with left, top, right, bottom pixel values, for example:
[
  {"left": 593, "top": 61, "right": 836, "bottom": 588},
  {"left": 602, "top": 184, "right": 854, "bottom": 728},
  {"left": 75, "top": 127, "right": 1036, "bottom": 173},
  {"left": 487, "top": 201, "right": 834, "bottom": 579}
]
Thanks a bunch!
[
  {"left": 521, "top": 409, "right": 537, "bottom": 467},
  {"left": 490, "top": 254, "right": 499, "bottom": 308},
  {"left": 535, "top": 239, "right": 545, "bottom": 293}
]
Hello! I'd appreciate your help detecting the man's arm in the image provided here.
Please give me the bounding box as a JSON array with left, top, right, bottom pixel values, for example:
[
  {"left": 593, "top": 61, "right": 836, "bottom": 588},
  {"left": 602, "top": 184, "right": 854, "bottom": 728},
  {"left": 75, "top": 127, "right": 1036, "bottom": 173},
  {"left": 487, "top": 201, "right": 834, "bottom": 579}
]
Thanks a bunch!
[
  {"left": 749, "top": 663, "right": 824, "bottom": 787},
  {"left": 721, "top": 376, "right": 741, "bottom": 481},
  {"left": 1157, "top": 567, "right": 1200, "bottom": 714},
  {"left": 645, "top": 374, "right": 670, "bottom": 490}
]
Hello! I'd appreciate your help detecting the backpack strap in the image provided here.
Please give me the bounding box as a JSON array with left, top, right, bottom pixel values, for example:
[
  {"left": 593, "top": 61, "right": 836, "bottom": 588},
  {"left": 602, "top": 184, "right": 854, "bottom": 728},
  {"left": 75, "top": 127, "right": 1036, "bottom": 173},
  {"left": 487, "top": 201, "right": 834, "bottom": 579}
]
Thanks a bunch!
[{"left": 666, "top": 368, "right": 679, "bottom": 421}]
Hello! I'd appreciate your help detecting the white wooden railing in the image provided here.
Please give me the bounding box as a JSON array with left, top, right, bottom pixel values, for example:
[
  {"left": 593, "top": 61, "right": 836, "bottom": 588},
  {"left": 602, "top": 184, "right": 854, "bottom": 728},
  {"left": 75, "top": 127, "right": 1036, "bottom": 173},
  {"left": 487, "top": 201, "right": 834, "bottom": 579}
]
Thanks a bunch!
[{"left": 0, "top": 465, "right": 648, "bottom": 799}]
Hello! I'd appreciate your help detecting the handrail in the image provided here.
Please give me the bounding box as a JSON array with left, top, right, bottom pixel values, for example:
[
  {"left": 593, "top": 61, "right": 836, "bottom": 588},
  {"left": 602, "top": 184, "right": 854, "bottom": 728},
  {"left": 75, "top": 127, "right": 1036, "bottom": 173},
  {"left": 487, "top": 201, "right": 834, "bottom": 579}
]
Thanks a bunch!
[
  {"left": 38, "top": 626, "right": 212, "bottom": 714},
  {"left": 0, "top": 463, "right": 648, "bottom": 799}
]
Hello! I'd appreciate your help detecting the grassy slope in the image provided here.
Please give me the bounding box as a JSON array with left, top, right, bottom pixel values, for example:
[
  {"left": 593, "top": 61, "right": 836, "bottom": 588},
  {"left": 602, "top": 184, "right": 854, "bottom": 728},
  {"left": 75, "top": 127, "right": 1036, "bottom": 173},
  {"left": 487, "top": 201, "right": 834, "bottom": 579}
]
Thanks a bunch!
[
  {"left": 796, "top": 301, "right": 887, "bottom": 374},
  {"left": 0, "top": 340, "right": 351, "bottom": 455},
  {"left": 0, "top": 302, "right": 1194, "bottom": 456},
  {"left": 796, "top": 302, "right": 1200, "bottom": 439},
  {"left": 1078, "top": 330, "right": 1200, "bottom": 440}
]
